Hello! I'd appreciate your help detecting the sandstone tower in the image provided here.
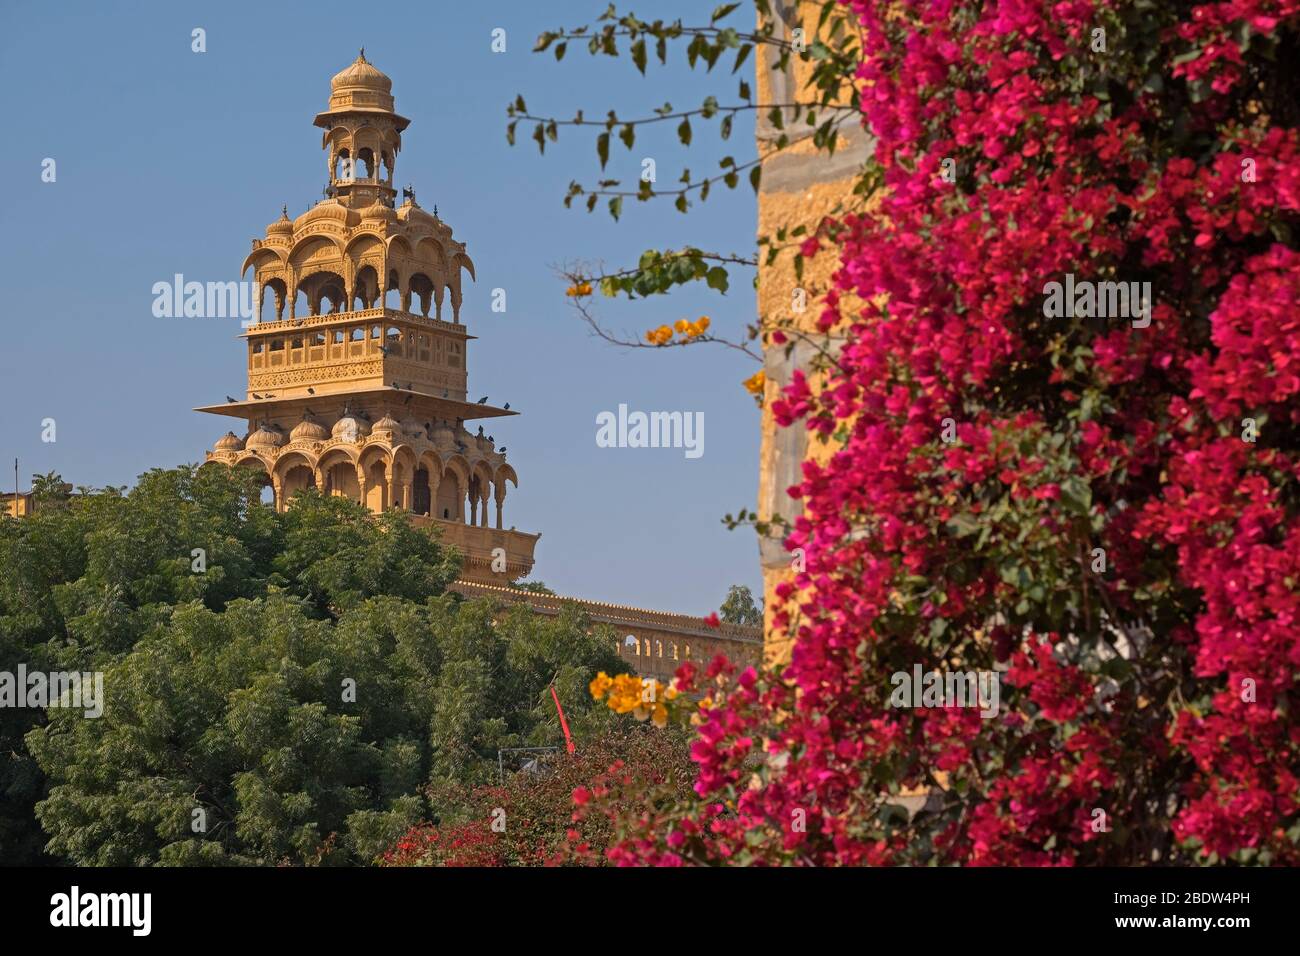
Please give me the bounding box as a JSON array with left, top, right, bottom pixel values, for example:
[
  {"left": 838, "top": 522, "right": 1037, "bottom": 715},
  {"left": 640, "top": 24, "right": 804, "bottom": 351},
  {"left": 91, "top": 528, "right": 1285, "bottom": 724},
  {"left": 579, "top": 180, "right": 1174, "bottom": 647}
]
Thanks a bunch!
[{"left": 197, "top": 52, "right": 538, "bottom": 585}]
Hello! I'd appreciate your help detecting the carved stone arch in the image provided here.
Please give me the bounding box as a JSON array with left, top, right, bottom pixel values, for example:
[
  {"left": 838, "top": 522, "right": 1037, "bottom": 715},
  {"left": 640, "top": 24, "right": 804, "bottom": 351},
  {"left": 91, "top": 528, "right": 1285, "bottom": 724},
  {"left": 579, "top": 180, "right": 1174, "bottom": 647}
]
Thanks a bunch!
[
  {"left": 452, "top": 252, "right": 476, "bottom": 283},
  {"left": 438, "top": 454, "right": 471, "bottom": 522},
  {"left": 272, "top": 449, "right": 317, "bottom": 481},
  {"left": 418, "top": 449, "right": 444, "bottom": 482},
  {"left": 357, "top": 443, "right": 393, "bottom": 472},
  {"left": 408, "top": 271, "right": 436, "bottom": 317},
  {"left": 317, "top": 445, "right": 360, "bottom": 503},
  {"left": 494, "top": 463, "right": 519, "bottom": 490},
  {"left": 288, "top": 235, "right": 346, "bottom": 268},
  {"left": 273, "top": 451, "right": 317, "bottom": 510},
  {"left": 233, "top": 452, "right": 272, "bottom": 476},
  {"left": 390, "top": 443, "right": 417, "bottom": 473},
  {"left": 242, "top": 246, "right": 288, "bottom": 279},
  {"left": 449, "top": 253, "right": 475, "bottom": 322},
  {"left": 352, "top": 126, "right": 383, "bottom": 175}
]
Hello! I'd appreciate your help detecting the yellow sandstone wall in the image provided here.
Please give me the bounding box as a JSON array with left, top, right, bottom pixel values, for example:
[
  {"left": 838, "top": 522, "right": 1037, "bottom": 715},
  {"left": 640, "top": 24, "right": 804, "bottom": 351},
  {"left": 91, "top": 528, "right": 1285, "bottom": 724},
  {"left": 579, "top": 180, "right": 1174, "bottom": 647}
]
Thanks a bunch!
[{"left": 755, "top": 2, "right": 872, "bottom": 666}]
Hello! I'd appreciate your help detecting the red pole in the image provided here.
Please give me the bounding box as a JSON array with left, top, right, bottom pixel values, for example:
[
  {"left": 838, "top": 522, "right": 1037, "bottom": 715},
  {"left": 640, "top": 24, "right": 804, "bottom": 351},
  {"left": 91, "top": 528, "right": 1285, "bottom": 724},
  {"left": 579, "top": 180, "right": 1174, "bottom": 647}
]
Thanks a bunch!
[{"left": 550, "top": 684, "right": 575, "bottom": 754}]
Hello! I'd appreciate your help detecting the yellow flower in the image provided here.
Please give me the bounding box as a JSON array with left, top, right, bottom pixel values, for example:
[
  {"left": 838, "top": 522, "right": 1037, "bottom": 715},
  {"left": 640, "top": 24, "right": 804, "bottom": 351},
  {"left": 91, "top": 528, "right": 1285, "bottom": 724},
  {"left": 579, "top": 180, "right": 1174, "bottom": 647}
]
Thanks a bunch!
[
  {"left": 674, "top": 318, "right": 690, "bottom": 334},
  {"left": 743, "top": 370, "right": 766, "bottom": 395},
  {"left": 589, "top": 672, "right": 612, "bottom": 700},
  {"left": 696, "top": 315, "right": 710, "bottom": 332},
  {"left": 566, "top": 281, "right": 594, "bottom": 297},
  {"left": 645, "top": 324, "right": 673, "bottom": 346},
  {"left": 652, "top": 703, "right": 669, "bottom": 728}
]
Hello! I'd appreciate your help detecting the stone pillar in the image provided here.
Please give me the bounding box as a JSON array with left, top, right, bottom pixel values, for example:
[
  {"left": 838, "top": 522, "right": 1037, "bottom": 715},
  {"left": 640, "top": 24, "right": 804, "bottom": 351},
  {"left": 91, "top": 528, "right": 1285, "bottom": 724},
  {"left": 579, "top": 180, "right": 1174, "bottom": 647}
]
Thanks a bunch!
[
  {"left": 355, "top": 465, "right": 368, "bottom": 508},
  {"left": 400, "top": 481, "right": 412, "bottom": 511},
  {"left": 271, "top": 477, "right": 283, "bottom": 513},
  {"left": 426, "top": 471, "right": 440, "bottom": 518}
]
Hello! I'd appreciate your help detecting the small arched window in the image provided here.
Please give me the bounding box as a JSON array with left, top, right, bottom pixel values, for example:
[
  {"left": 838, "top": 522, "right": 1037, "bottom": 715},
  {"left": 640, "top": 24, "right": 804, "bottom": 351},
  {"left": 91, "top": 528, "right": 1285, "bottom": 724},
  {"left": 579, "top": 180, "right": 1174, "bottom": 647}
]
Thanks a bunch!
[
  {"left": 351, "top": 328, "right": 365, "bottom": 341},
  {"left": 371, "top": 325, "right": 381, "bottom": 338},
  {"left": 333, "top": 330, "right": 345, "bottom": 344},
  {"left": 269, "top": 338, "right": 284, "bottom": 351}
]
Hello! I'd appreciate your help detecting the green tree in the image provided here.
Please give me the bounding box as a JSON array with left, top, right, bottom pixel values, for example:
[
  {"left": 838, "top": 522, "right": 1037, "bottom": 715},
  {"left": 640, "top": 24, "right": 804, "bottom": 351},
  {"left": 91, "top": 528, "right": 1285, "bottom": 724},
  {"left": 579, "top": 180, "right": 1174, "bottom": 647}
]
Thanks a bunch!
[
  {"left": 2, "top": 464, "right": 625, "bottom": 865},
  {"left": 718, "top": 583, "right": 762, "bottom": 626}
]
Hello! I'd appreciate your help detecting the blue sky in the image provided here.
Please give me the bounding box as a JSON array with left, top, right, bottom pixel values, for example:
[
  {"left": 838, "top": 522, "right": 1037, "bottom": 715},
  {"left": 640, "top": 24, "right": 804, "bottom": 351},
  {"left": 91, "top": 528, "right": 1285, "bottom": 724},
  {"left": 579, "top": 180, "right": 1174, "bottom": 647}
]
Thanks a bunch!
[{"left": 0, "top": 0, "right": 763, "bottom": 614}]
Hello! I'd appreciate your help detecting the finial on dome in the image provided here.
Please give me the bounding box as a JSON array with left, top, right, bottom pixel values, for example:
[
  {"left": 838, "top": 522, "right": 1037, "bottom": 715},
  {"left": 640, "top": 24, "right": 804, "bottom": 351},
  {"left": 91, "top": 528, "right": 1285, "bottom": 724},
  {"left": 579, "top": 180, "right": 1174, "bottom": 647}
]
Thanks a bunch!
[
  {"left": 359, "top": 47, "right": 366, "bottom": 60},
  {"left": 280, "top": 204, "right": 288, "bottom": 218}
]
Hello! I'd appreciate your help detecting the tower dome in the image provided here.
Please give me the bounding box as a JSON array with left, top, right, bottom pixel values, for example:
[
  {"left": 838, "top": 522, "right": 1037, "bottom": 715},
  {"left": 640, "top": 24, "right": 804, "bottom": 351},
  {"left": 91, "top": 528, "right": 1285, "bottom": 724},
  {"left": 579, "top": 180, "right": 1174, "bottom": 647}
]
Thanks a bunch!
[
  {"left": 290, "top": 415, "right": 329, "bottom": 443},
  {"left": 214, "top": 431, "right": 244, "bottom": 452},
  {"left": 266, "top": 206, "right": 293, "bottom": 238},
  {"left": 318, "top": 49, "right": 403, "bottom": 120},
  {"left": 332, "top": 413, "right": 371, "bottom": 443},
  {"left": 246, "top": 423, "right": 285, "bottom": 450},
  {"left": 330, "top": 50, "right": 392, "bottom": 95},
  {"left": 371, "top": 412, "right": 400, "bottom": 439}
]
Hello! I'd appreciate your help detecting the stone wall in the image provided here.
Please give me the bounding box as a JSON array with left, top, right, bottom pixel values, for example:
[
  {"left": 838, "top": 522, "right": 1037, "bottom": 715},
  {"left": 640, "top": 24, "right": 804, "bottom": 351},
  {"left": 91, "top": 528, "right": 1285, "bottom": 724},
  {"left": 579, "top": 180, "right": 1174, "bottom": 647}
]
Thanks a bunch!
[
  {"left": 754, "top": 1, "right": 872, "bottom": 665},
  {"left": 450, "top": 580, "right": 763, "bottom": 681}
]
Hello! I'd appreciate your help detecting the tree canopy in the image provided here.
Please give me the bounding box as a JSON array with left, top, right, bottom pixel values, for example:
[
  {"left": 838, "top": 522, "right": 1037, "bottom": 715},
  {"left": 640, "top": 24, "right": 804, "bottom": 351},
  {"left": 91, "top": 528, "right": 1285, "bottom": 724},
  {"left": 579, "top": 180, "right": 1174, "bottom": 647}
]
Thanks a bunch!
[{"left": 1, "top": 466, "right": 624, "bottom": 865}]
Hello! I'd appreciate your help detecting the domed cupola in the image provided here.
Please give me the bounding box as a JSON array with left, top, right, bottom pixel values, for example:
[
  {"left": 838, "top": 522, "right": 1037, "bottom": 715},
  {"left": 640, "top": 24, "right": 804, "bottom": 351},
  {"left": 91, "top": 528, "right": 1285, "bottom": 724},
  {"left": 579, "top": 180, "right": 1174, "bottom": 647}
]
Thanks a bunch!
[
  {"left": 432, "top": 420, "right": 455, "bottom": 450},
  {"left": 360, "top": 199, "right": 396, "bottom": 223},
  {"left": 246, "top": 423, "right": 285, "bottom": 451},
  {"left": 214, "top": 431, "right": 245, "bottom": 453},
  {"left": 330, "top": 50, "right": 392, "bottom": 97},
  {"left": 290, "top": 414, "right": 330, "bottom": 444},
  {"left": 332, "top": 412, "right": 371, "bottom": 443},
  {"left": 371, "top": 412, "right": 401, "bottom": 441},
  {"left": 266, "top": 206, "right": 293, "bottom": 239},
  {"left": 398, "top": 416, "right": 425, "bottom": 440}
]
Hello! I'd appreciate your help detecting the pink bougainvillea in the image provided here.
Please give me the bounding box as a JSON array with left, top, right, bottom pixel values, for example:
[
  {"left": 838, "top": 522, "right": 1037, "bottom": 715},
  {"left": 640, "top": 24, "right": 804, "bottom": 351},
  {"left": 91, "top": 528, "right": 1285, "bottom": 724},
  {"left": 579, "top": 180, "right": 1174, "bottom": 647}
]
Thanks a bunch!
[{"left": 578, "top": 0, "right": 1300, "bottom": 865}]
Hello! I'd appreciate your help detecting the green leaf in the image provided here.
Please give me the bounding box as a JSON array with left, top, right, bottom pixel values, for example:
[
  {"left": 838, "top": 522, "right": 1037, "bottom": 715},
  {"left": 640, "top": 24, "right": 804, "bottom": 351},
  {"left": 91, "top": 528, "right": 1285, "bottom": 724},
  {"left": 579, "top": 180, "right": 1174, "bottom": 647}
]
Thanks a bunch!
[
  {"left": 631, "top": 38, "right": 647, "bottom": 74},
  {"left": 608, "top": 196, "right": 623, "bottom": 221},
  {"left": 1060, "top": 476, "right": 1092, "bottom": 517},
  {"left": 705, "top": 266, "right": 729, "bottom": 293},
  {"left": 678, "top": 118, "right": 692, "bottom": 146},
  {"left": 596, "top": 132, "right": 610, "bottom": 169}
]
